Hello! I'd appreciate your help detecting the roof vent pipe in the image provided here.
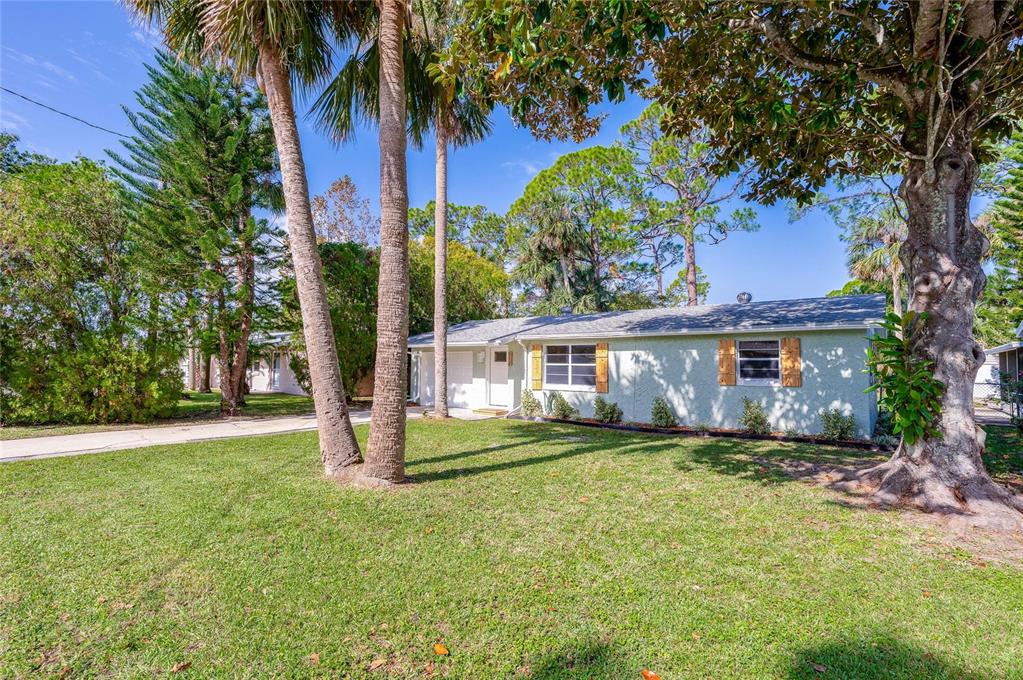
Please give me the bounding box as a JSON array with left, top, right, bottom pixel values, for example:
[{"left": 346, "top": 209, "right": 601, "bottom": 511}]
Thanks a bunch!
[{"left": 736, "top": 292, "right": 753, "bottom": 304}]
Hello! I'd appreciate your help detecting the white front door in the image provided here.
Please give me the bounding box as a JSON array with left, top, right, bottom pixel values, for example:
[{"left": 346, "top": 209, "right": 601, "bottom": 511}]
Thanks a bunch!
[
  {"left": 489, "top": 348, "right": 510, "bottom": 407},
  {"left": 447, "top": 352, "right": 475, "bottom": 408}
]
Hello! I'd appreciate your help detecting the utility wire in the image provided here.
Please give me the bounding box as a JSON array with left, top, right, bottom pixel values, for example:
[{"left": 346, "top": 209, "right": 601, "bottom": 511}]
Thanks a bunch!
[{"left": 1, "top": 86, "right": 130, "bottom": 138}]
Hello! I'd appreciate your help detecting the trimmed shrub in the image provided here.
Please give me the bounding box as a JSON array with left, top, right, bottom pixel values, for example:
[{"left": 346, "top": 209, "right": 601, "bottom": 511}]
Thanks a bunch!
[
  {"left": 593, "top": 396, "right": 623, "bottom": 424},
  {"left": 548, "top": 392, "right": 578, "bottom": 420},
  {"left": 739, "top": 397, "right": 771, "bottom": 434},
  {"left": 651, "top": 396, "right": 678, "bottom": 428},
  {"left": 521, "top": 389, "right": 543, "bottom": 418},
  {"left": 819, "top": 408, "right": 858, "bottom": 440}
]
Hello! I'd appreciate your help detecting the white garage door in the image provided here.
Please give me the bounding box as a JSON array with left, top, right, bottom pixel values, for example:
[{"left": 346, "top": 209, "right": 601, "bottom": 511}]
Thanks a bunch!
[{"left": 447, "top": 352, "right": 475, "bottom": 408}]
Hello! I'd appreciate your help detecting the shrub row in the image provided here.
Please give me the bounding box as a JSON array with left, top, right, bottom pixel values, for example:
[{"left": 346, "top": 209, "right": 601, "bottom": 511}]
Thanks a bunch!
[{"left": 521, "top": 390, "right": 861, "bottom": 438}]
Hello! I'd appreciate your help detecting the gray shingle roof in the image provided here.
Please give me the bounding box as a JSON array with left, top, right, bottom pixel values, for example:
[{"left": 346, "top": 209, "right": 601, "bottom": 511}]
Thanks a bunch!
[{"left": 408, "top": 294, "right": 886, "bottom": 347}]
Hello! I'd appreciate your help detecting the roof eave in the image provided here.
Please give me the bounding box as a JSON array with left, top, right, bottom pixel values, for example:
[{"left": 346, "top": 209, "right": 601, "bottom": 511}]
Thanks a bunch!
[{"left": 410, "top": 321, "right": 879, "bottom": 348}]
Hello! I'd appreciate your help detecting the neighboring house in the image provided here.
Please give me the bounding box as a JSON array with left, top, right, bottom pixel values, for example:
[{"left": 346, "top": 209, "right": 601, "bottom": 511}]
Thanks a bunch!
[
  {"left": 408, "top": 294, "right": 885, "bottom": 438},
  {"left": 986, "top": 320, "right": 1023, "bottom": 413},
  {"left": 179, "top": 331, "right": 307, "bottom": 396}
]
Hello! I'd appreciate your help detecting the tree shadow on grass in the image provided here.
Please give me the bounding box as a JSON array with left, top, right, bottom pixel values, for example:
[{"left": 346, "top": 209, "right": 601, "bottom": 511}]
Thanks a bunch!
[
  {"left": 673, "top": 437, "right": 884, "bottom": 488},
  {"left": 527, "top": 641, "right": 633, "bottom": 679},
  {"left": 406, "top": 421, "right": 677, "bottom": 484},
  {"left": 788, "top": 635, "right": 988, "bottom": 680}
]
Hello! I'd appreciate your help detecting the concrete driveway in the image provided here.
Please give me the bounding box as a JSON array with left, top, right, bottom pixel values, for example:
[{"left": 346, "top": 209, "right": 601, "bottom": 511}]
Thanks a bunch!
[{"left": 1, "top": 408, "right": 427, "bottom": 463}]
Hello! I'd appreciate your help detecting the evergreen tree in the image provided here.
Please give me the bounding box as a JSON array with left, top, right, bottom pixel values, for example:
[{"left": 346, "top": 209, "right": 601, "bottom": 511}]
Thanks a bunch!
[
  {"left": 109, "top": 52, "right": 282, "bottom": 415},
  {"left": 978, "top": 132, "right": 1023, "bottom": 346}
]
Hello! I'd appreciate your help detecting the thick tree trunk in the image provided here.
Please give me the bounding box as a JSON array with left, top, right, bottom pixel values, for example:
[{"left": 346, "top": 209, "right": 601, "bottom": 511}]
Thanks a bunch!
[
  {"left": 223, "top": 224, "right": 255, "bottom": 412},
  {"left": 365, "top": 0, "right": 410, "bottom": 483},
  {"left": 257, "top": 42, "right": 362, "bottom": 473},
  {"left": 856, "top": 145, "right": 1023, "bottom": 531},
  {"left": 684, "top": 236, "right": 698, "bottom": 306},
  {"left": 433, "top": 123, "right": 449, "bottom": 419},
  {"left": 199, "top": 352, "right": 211, "bottom": 392}
]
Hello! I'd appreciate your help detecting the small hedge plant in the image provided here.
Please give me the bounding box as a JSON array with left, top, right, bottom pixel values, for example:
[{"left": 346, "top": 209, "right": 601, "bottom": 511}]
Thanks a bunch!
[
  {"left": 521, "top": 389, "right": 543, "bottom": 418},
  {"left": 651, "top": 396, "right": 678, "bottom": 428},
  {"left": 819, "top": 408, "right": 857, "bottom": 440},
  {"left": 739, "top": 397, "right": 771, "bottom": 434},
  {"left": 548, "top": 391, "right": 578, "bottom": 420},
  {"left": 593, "top": 396, "right": 623, "bottom": 424}
]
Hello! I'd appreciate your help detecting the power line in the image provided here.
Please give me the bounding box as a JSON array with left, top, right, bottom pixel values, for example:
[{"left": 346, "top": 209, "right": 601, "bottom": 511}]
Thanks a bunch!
[{"left": 1, "top": 86, "right": 129, "bottom": 139}]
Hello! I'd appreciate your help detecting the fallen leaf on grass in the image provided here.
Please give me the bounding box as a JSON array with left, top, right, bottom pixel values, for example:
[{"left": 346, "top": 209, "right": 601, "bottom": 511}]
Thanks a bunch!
[
  {"left": 308, "top": 653, "right": 320, "bottom": 665},
  {"left": 425, "top": 661, "right": 435, "bottom": 674},
  {"left": 922, "top": 590, "right": 932, "bottom": 598},
  {"left": 810, "top": 662, "right": 827, "bottom": 673},
  {"left": 369, "top": 658, "right": 386, "bottom": 670},
  {"left": 433, "top": 643, "right": 449, "bottom": 656},
  {"left": 579, "top": 496, "right": 590, "bottom": 503},
  {"left": 170, "top": 661, "right": 192, "bottom": 673},
  {"left": 424, "top": 527, "right": 434, "bottom": 534},
  {"left": 692, "top": 631, "right": 702, "bottom": 640},
  {"left": 641, "top": 670, "right": 662, "bottom": 680}
]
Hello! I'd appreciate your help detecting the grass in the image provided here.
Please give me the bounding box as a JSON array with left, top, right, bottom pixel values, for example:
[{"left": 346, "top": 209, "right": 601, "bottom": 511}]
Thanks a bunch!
[
  {"left": 0, "top": 391, "right": 316, "bottom": 441},
  {"left": 1, "top": 419, "right": 1021, "bottom": 679}
]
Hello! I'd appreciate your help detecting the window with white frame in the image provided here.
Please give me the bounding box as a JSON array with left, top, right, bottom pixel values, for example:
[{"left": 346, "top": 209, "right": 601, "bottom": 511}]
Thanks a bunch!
[
  {"left": 545, "top": 344, "right": 596, "bottom": 387},
  {"left": 737, "top": 340, "right": 781, "bottom": 382}
]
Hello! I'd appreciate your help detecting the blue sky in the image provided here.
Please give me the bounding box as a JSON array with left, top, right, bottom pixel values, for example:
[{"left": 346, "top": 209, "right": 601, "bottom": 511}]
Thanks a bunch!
[{"left": 1, "top": 0, "right": 858, "bottom": 305}]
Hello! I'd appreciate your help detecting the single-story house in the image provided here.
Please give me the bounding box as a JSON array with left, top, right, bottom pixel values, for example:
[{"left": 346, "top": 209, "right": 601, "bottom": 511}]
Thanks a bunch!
[
  {"left": 986, "top": 320, "right": 1023, "bottom": 412},
  {"left": 179, "top": 331, "right": 307, "bottom": 396},
  {"left": 408, "top": 294, "right": 886, "bottom": 438},
  {"left": 988, "top": 320, "right": 1022, "bottom": 382}
]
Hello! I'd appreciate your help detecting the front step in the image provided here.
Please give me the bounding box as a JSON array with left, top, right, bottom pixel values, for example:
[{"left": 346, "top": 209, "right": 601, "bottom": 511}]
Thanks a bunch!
[{"left": 472, "top": 407, "right": 508, "bottom": 417}]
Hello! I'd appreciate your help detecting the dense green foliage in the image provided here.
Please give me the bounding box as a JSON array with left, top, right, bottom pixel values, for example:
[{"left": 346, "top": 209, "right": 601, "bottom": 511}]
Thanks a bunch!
[
  {"left": 739, "top": 398, "right": 771, "bottom": 435},
  {"left": 281, "top": 241, "right": 379, "bottom": 396},
  {"left": 408, "top": 201, "right": 510, "bottom": 265},
  {"left": 593, "top": 396, "right": 623, "bottom": 424},
  {"left": 283, "top": 238, "right": 508, "bottom": 396},
  {"left": 650, "top": 396, "right": 678, "bottom": 428},
  {"left": 866, "top": 312, "right": 945, "bottom": 446},
  {"left": 0, "top": 152, "right": 181, "bottom": 424},
  {"left": 819, "top": 409, "right": 859, "bottom": 441},
  {"left": 5, "top": 418, "right": 1019, "bottom": 677},
  {"left": 977, "top": 131, "right": 1023, "bottom": 347},
  {"left": 506, "top": 107, "right": 756, "bottom": 313},
  {"left": 109, "top": 52, "right": 282, "bottom": 413}
]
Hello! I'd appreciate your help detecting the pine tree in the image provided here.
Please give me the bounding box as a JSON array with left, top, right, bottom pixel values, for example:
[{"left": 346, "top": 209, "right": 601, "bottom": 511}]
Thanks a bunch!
[
  {"left": 978, "top": 132, "right": 1023, "bottom": 347},
  {"left": 109, "top": 52, "right": 282, "bottom": 414}
]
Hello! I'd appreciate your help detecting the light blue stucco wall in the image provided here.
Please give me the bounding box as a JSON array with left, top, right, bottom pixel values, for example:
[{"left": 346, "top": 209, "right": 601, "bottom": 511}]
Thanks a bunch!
[{"left": 527, "top": 330, "right": 877, "bottom": 438}]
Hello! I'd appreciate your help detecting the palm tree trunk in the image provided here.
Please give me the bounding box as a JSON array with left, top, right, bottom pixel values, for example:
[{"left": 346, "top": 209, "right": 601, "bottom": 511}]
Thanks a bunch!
[
  {"left": 891, "top": 261, "right": 903, "bottom": 315},
  {"left": 365, "top": 0, "right": 410, "bottom": 483},
  {"left": 433, "top": 121, "right": 449, "bottom": 418},
  {"left": 257, "top": 41, "right": 362, "bottom": 473}
]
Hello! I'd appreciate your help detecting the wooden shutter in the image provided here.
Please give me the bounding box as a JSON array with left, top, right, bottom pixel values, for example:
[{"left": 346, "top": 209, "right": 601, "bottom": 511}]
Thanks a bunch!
[
  {"left": 507, "top": 349, "right": 513, "bottom": 366},
  {"left": 781, "top": 337, "right": 802, "bottom": 387},
  {"left": 531, "top": 344, "right": 542, "bottom": 390},
  {"left": 595, "top": 342, "right": 609, "bottom": 393},
  {"left": 719, "top": 339, "right": 736, "bottom": 386}
]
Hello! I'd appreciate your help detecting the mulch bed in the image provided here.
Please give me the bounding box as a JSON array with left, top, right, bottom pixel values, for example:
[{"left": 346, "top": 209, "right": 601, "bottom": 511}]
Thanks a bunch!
[{"left": 507, "top": 414, "right": 893, "bottom": 452}]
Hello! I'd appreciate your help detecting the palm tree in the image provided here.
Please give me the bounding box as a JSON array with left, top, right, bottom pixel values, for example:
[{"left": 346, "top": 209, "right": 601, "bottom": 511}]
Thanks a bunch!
[
  {"left": 126, "top": 0, "right": 367, "bottom": 474},
  {"left": 843, "top": 206, "right": 908, "bottom": 314},
  {"left": 362, "top": 0, "right": 410, "bottom": 482},
  {"left": 311, "top": 3, "right": 490, "bottom": 436}
]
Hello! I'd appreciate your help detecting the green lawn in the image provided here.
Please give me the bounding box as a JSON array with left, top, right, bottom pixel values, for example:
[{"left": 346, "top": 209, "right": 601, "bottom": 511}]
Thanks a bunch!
[
  {"left": 0, "top": 391, "right": 316, "bottom": 441},
  {"left": 2, "top": 420, "right": 1021, "bottom": 679}
]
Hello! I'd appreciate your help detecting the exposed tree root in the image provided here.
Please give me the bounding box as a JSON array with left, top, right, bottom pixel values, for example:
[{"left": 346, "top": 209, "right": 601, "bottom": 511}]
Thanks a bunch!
[{"left": 831, "top": 451, "right": 1023, "bottom": 535}]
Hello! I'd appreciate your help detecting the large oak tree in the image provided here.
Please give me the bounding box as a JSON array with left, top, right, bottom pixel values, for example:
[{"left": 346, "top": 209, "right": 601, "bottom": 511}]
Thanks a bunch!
[{"left": 448, "top": 0, "right": 1023, "bottom": 530}]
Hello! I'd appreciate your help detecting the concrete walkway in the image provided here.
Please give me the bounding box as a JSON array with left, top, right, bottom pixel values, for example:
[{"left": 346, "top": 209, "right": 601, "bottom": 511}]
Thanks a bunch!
[
  {"left": 1, "top": 408, "right": 427, "bottom": 463},
  {"left": 976, "top": 405, "right": 1014, "bottom": 426}
]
